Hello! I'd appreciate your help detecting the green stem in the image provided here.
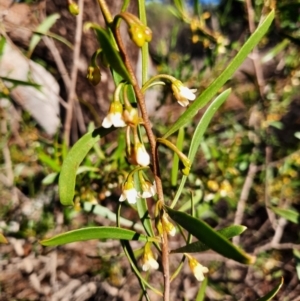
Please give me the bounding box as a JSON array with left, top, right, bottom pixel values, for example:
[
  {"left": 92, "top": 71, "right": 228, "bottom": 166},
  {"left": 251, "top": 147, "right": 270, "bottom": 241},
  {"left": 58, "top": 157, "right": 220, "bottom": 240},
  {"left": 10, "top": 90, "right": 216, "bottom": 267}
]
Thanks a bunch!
[
  {"left": 138, "top": 0, "right": 149, "bottom": 85},
  {"left": 96, "top": 0, "right": 113, "bottom": 24}
]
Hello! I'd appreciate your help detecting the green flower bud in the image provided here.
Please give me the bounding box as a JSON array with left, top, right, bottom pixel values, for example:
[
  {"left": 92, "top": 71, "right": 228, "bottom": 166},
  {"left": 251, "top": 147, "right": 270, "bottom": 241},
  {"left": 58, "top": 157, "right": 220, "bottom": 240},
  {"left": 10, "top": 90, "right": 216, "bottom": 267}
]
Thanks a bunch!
[{"left": 68, "top": 2, "right": 80, "bottom": 16}]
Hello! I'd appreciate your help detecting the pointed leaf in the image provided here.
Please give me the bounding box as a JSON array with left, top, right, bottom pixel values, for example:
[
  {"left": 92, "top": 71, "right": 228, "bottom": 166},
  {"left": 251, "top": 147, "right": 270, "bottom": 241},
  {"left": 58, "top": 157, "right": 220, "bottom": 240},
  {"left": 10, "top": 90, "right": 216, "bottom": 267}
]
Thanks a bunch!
[
  {"left": 163, "top": 10, "right": 274, "bottom": 138},
  {"left": 85, "top": 23, "right": 132, "bottom": 83},
  {"left": 171, "top": 89, "right": 231, "bottom": 208},
  {"left": 28, "top": 13, "right": 60, "bottom": 57},
  {"left": 165, "top": 206, "right": 255, "bottom": 264},
  {"left": 171, "top": 225, "right": 247, "bottom": 253},
  {"left": 271, "top": 206, "right": 300, "bottom": 224},
  {"left": 59, "top": 127, "right": 114, "bottom": 206},
  {"left": 256, "top": 278, "right": 283, "bottom": 301},
  {"left": 0, "top": 76, "right": 41, "bottom": 88},
  {"left": 0, "top": 233, "right": 8, "bottom": 244},
  {"left": 40, "top": 226, "right": 150, "bottom": 246}
]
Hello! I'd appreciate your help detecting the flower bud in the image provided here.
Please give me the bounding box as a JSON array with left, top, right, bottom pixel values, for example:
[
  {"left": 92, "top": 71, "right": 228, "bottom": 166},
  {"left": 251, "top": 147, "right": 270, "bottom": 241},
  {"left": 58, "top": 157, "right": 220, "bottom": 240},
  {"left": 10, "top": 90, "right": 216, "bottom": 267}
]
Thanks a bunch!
[
  {"left": 86, "top": 66, "right": 101, "bottom": 86},
  {"left": 68, "top": 1, "right": 80, "bottom": 16}
]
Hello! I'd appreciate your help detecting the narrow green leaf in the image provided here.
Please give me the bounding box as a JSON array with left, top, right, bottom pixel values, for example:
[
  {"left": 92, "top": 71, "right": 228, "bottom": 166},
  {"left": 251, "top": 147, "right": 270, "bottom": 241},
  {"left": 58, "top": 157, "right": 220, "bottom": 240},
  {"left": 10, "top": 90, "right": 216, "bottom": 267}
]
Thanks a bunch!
[
  {"left": 163, "top": 10, "right": 274, "bottom": 138},
  {"left": 271, "top": 207, "right": 300, "bottom": 224},
  {"left": 38, "top": 152, "right": 61, "bottom": 172},
  {"left": 171, "top": 127, "right": 185, "bottom": 186},
  {"left": 0, "top": 76, "right": 41, "bottom": 88},
  {"left": 33, "top": 31, "right": 73, "bottom": 49},
  {"left": 42, "top": 172, "right": 58, "bottom": 185},
  {"left": 76, "top": 166, "right": 100, "bottom": 175},
  {"left": 171, "top": 89, "right": 231, "bottom": 208},
  {"left": 28, "top": 13, "right": 60, "bottom": 57},
  {"left": 83, "top": 202, "right": 145, "bottom": 232},
  {"left": 59, "top": 127, "right": 114, "bottom": 206},
  {"left": 195, "top": 276, "right": 208, "bottom": 301},
  {"left": 165, "top": 206, "right": 255, "bottom": 264},
  {"left": 40, "top": 226, "right": 149, "bottom": 246},
  {"left": 85, "top": 23, "right": 132, "bottom": 83},
  {"left": 256, "top": 278, "right": 283, "bottom": 301},
  {"left": 171, "top": 225, "right": 247, "bottom": 253}
]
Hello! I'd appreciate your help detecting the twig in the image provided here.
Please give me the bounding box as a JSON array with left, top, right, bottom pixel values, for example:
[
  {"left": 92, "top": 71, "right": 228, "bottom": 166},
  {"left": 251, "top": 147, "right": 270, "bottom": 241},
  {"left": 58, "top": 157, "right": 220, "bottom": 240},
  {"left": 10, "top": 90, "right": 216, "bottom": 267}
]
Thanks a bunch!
[
  {"left": 265, "top": 145, "right": 277, "bottom": 229},
  {"left": 233, "top": 163, "right": 258, "bottom": 244},
  {"left": 63, "top": 0, "right": 84, "bottom": 146},
  {"left": 254, "top": 242, "right": 300, "bottom": 254},
  {"left": 114, "top": 22, "right": 170, "bottom": 301},
  {"left": 43, "top": 36, "right": 86, "bottom": 133}
]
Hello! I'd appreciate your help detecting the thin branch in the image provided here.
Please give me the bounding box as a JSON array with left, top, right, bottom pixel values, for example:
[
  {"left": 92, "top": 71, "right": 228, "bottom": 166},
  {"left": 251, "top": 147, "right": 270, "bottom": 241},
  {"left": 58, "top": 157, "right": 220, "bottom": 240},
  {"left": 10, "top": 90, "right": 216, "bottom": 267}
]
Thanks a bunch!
[
  {"left": 43, "top": 36, "right": 86, "bottom": 133},
  {"left": 254, "top": 242, "right": 300, "bottom": 254},
  {"left": 233, "top": 163, "right": 258, "bottom": 244},
  {"left": 114, "top": 24, "right": 170, "bottom": 301},
  {"left": 63, "top": 0, "right": 84, "bottom": 146}
]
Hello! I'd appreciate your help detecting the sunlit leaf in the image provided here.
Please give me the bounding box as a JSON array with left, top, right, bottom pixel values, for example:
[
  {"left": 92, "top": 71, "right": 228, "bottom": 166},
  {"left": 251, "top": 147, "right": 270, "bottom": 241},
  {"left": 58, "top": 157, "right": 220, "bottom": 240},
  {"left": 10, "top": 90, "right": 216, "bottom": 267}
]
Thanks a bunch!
[
  {"left": 0, "top": 233, "right": 8, "bottom": 244},
  {"left": 83, "top": 202, "right": 145, "bottom": 232},
  {"left": 59, "top": 127, "right": 114, "bottom": 206},
  {"left": 40, "top": 226, "right": 151, "bottom": 246},
  {"left": 171, "top": 89, "right": 231, "bottom": 208},
  {"left": 256, "top": 278, "right": 283, "bottom": 301},
  {"left": 28, "top": 13, "right": 60, "bottom": 57},
  {"left": 171, "top": 225, "right": 247, "bottom": 253},
  {"left": 163, "top": 10, "right": 274, "bottom": 138},
  {"left": 85, "top": 23, "right": 132, "bottom": 83},
  {"left": 165, "top": 206, "right": 255, "bottom": 264},
  {"left": 271, "top": 206, "right": 300, "bottom": 224},
  {"left": 42, "top": 172, "right": 58, "bottom": 185}
]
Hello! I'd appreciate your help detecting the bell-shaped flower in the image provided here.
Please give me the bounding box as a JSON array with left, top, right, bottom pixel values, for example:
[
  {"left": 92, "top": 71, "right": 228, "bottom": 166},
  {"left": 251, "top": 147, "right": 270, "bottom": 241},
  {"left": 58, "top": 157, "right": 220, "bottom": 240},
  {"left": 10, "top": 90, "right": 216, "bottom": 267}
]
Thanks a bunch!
[
  {"left": 119, "top": 180, "right": 138, "bottom": 204},
  {"left": 135, "top": 143, "right": 150, "bottom": 167},
  {"left": 142, "top": 243, "right": 159, "bottom": 271},
  {"left": 140, "top": 180, "right": 157, "bottom": 198},
  {"left": 162, "top": 213, "right": 176, "bottom": 236},
  {"left": 171, "top": 80, "right": 197, "bottom": 107},
  {"left": 102, "top": 101, "right": 126, "bottom": 128},
  {"left": 188, "top": 255, "right": 209, "bottom": 282}
]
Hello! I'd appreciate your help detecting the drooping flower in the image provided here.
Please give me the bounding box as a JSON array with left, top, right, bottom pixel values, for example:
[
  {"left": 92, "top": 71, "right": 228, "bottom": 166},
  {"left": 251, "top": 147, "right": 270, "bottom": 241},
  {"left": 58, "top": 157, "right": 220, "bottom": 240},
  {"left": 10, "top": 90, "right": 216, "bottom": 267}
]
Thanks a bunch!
[
  {"left": 140, "top": 180, "right": 157, "bottom": 198},
  {"left": 135, "top": 143, "right": 150, "bottom": 167},
  {"left": 188, "top": 255, "right": 209, "bottom": 281},
  {"left": 142, "top": 243, "right": 159, "bottom": 271},
  {"left": 102, "top": 101, "right": 126, "bottom": 128},
  {"left": 171, "top": 80, "right": 197, "bottom": 107},
  {"left": 162, "top": 213, "right": 176, "bottom": 237},
  {"left": 119, "top": 180, "right": 138, "bottom": 204}
]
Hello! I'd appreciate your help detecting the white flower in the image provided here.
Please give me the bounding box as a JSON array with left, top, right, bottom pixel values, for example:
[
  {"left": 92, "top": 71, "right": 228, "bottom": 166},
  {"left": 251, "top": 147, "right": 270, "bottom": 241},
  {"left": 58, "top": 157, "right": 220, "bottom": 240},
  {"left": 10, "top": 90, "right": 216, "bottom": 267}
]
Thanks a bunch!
[
  {"left": 141, "top": 181, "right": 156, "bottom": 198},
  {"left": 102, "top": 101, "right": 126, "bottom": 128},
  {"left": 119, "top": 181, "right": 138, "bottom": 204},
  {"left": 102, "top": 112, "right": 126, "bottom": 128},
  {"left": 142, "top": 256, "right": 159, "bottom": 271},
  {"left": 142, "top": 243, "right": 159, "bottom": 271},
  {"left": 135, "top": 143, "right": 150, "bottom": 166},
  {"left": 172, "top": 80, "right": 197, "bottom": 107},
  {"left": 188, "top": 256, "right": 209, "bottom": 281}
]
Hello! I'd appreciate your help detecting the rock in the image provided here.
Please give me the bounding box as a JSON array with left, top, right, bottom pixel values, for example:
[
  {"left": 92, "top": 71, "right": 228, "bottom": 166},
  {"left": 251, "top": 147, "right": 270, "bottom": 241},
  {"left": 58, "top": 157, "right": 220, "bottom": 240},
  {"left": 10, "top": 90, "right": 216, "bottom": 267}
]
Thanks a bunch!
[{"left": 0, "top": 38, "right": 60, "bottom": 136}]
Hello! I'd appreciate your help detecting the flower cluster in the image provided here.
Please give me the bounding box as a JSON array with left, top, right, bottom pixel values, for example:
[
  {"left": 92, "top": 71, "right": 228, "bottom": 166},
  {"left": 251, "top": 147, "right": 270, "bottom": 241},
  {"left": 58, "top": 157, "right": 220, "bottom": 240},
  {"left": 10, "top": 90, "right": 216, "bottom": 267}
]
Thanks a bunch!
[{"left": 119, "top": 177, "right": 156, "bottom": 204}]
